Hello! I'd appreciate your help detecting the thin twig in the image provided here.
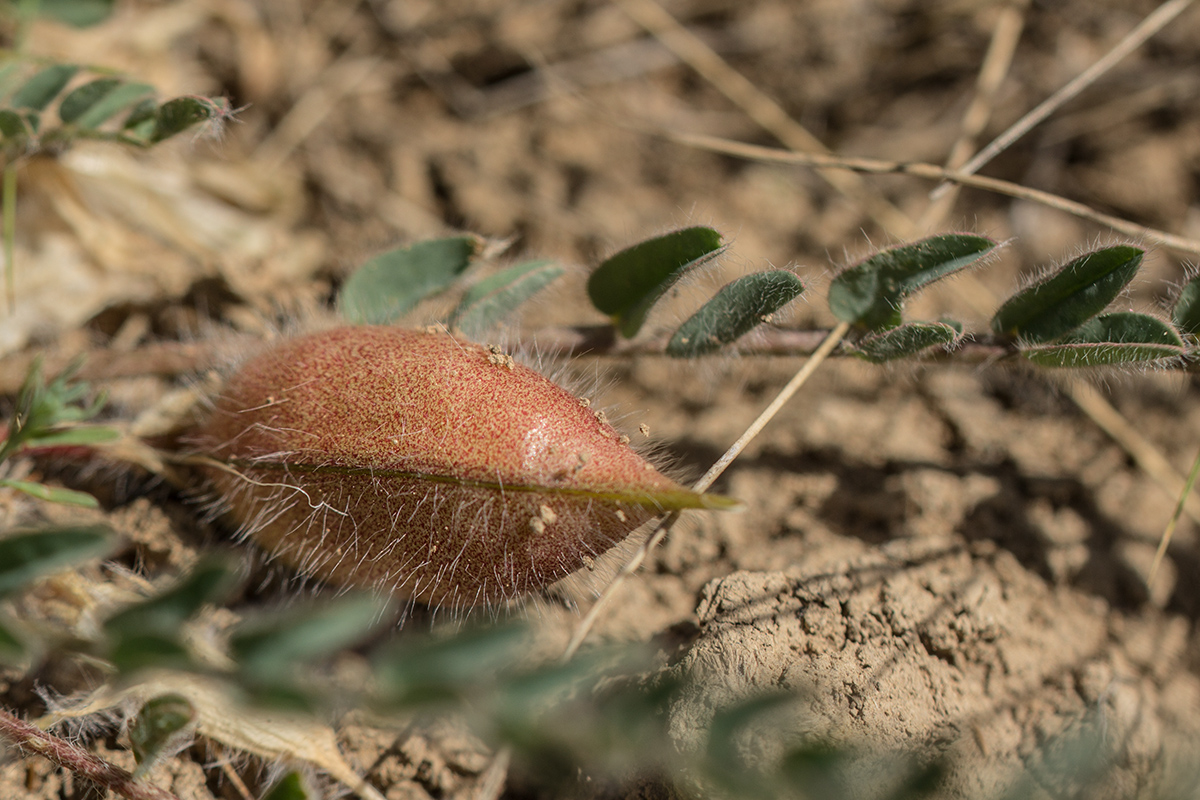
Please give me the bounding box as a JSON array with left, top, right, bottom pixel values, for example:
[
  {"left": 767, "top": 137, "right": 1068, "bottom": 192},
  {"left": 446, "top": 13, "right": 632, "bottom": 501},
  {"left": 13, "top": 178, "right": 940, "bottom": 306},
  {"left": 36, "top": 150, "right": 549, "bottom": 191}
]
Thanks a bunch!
[
  {"left": 562, "top": 322, "right": 851, "bottom": 660},
  {"left": 612, "top": 0, "right": 915, "bottom": 238},
  {"left": 918, "top": 0, "right": 1029, "bottom": 230},
  {"left": 1148, "top": 444, "right": 1200, "bottom": 590},
  {"left": 0, "top": 707, "right": 180, "bottom": 800},
  {"left": 931, "top": 0, "right": 1195, "bottom": 198},
  {"left": 661, "top": 129, "right": 1200, "bottom": 259}
]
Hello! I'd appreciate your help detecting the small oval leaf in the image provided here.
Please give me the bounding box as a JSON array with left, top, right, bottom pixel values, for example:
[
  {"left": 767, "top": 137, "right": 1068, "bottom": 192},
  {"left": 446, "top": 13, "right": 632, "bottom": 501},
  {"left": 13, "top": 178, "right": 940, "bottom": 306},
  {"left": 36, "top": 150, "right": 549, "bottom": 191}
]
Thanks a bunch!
[
  {"left": 449, "top": 259, "right": 565, "bottom": 338},
  {"left": 71, "top": 81, "right": 155, "bottom": 128},
  {"left": 849, "top": 321, "right": 961, "bottom": 363},
  {"left": 991, "top": 246, "right": 1144, "bottom": 343},
  {"left": 129, "top": 694, "right": 196, "bottom": 779},
  {"left": 12, "top": 64, "right": 79, "bottom": 111},
  {"left": 0, "top": 525, "right": 113, "bottom": 597},
  {"left": 1021, "top": 312, "right": 1185, "bottom": 367},
  {"left": 150, "top": 96, "right": 218, "bottom": 143},
  {"left": 0, "top": 110, "right": 28, "bottom": 141},
  {"left": 338, "top": 237, "right": 478, "bottom": 324},
  {"left": 829, "top": 234, "right": 996, "bottom": 330},
  {"left": 231, "top": 593, "right": 393, "bottom": 678},
  {"left": 667, "top": 270, "right": 803, "bottom": 358},
  {"left": 58, "top": 77, "right": 120, "bottom": 123},
  {"left": 587, "top": 226, "right": 725, "bottom": 338},
  {"left": 1171, "top": 277, "right": 1200, "bottom": 336},
  {"left": 104, "top": 557, "right": 240, "bottom": 638}
]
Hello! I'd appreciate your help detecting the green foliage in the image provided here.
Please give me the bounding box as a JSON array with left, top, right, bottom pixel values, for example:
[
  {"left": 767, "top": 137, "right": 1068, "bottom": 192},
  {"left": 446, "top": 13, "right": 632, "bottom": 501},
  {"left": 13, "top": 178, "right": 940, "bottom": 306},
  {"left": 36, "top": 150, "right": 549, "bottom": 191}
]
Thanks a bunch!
[
  {"left": 102, "top": 557, "right": 239, "bottom": 673},
  {"left": 259, "top": 772, "right": 315, "bottom": 800},
  {"left": 829, "top": 234, "right": 997, "bottom": 330},
  {"left": 28, "top": 0, "right": 115, "bottom": 28},
  {"left": 0, "top": 60, "right": 228, "bottom": 159},
  {"left": 849, "top": 320, "right": 962, "bottom": 363},
  {"left": 129, "top": 694, "right": 196, "bottom": 779},
  {"left": 1020, "top": 312, "right": 1185, "bottom": 367},
  {"left": 338, "top": 236, "right": 478, "bottom": 324},
  {"left": 0, "top": 525, "right": 112, "bottom": 597},
  {"left": 1171, "top": 276, "right": 1200, "bottom": 336},
  {"left": 449, "top": 258, "right": 564, "bottom": 338},
  {"left": 991, "top": 246, "right": 1143, "bottom": 343},
  {"left": 588, "top": 225, "right": 727, "bottom": 337},
  {"left": 667, "top": 270, "right": 803, "bottom": 357}
]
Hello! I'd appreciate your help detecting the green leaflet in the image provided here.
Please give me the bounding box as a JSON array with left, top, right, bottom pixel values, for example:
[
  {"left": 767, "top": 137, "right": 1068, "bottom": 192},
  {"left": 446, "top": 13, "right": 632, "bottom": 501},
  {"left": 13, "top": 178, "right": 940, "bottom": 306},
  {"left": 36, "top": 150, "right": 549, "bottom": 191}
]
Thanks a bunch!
[
  {"left": 1021, "top": 312, "right": 1185, "bottom": 367},
  {"left": 12, "top": 64, "right": 79, "bottom": 111},
  {"left": 667, "top": 270, "right": 803, "bottom": 358},
  {"left": 0, "top": 525, "right": 113, "bottom": 598},
  {"left": 0, "top": 479, "right": 99, "bottom": 508},
  {"left": 449, "top": 259, "right": 564, "bottom": 337},
  {"left": 991, "top": 246, "right": 1143, "bottom": 343},
  {"left": 129, "top": 694, "right": 196, "bottom": 779},
  {"left": 339, "top": 236, "right": 478, "bottom": 324},
  {"left": 828, "top": 234, "right": 996, "bottom": 330},
  {"left": 1171, "top": 276, "right": 1200, "bottom": 337},
  {"left": 849, "top": 321, "right": 961, "bottom": 363},
  {"left": 587, "top": 226, "right": 725, "bottom": 338}
]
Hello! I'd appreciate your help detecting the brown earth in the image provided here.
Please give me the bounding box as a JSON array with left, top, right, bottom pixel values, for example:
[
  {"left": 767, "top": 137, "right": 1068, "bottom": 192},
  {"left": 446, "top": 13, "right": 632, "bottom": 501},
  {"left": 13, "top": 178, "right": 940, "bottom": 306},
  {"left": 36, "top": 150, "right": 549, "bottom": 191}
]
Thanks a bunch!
[{"left": 2, "top": 0, "right": 1200, "bottom": 798}]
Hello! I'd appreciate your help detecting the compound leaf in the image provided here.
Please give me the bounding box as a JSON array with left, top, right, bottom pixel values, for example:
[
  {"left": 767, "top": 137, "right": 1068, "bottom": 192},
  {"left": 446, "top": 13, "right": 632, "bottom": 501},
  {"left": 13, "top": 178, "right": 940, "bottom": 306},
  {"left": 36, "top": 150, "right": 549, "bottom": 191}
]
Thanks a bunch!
[
  {"left": 991, "top": 246, "right": 1143, "bottom": 343},
  {"left": 588, "top": 226, "right": 725, "bottom": 338},
  {"left": 339, "top": 237, "right": 478, "bottom": 324},
  {"left": 667, "top": 270, "right": 803, "bottom": 358}
]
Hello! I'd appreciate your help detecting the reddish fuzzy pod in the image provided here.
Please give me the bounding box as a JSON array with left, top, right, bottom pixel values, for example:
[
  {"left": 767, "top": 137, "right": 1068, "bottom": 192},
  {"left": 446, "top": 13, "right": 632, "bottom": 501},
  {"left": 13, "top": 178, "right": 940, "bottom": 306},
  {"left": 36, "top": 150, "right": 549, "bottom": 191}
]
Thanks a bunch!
[{"left": 194, "top": 326, "right": 738, "bottom": 607}]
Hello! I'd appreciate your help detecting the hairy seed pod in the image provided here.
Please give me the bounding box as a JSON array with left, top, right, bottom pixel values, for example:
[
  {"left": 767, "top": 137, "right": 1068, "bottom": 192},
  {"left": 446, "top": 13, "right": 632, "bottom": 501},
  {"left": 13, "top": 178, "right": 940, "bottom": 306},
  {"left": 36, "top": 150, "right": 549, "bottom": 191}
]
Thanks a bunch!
[{"left": 194, "top": 326, "right": 739, "bottom": 607}]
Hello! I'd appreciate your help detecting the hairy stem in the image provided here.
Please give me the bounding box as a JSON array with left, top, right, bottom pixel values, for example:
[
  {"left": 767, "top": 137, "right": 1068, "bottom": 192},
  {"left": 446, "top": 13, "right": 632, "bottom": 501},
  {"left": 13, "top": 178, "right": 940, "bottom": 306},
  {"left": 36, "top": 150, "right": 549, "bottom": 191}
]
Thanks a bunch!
[{"left": 0, "top": 707, "right": 180, "bottom": 800}]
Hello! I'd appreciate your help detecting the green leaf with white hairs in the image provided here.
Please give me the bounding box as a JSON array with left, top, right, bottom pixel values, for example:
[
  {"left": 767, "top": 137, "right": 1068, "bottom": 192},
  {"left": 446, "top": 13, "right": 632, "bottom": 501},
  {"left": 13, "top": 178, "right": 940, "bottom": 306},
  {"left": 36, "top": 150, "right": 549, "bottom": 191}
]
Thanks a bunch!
[
  {"left": 0, "top": 525, "right": 113, "bottom": 598},
  {"left": 828, "top": 234, "right": 997, "bottom": 330},
  {"left": 1171, "top": 277, "right": 1200, "bottom": 336},
  {"left": 0, "top": 479, "right": 98, "bottom": 508},
  {"left": 991, "top": 246, "right": 1144, "bottom": 343},
  {"left": 339, "top": 236, "right": 478, "bottom": 324},
  {"left": 260, "top": 772, "right": 316, "bottom": 800},
  {"left": 129, "top": 694, "right": 196, "bottom": 779},
  {"left": 849, "top": 320, "right": 962, "bottom": 363},
  {"left": 588, "top": 226, "right": 726, "bottom": 338},
  {"left": 449, "top": 259, "right": 564, "bottom": 337},
  {"left": 667, "top": 270, "right": 804, "bottom": 358},
  {"left": 1021, "top": 312, "right": 1185, "bottom": 368},
  {"left": 149, "top": 96, "right": 220, "bottom": 143},
  {"left": 12, "top": 64, "right": 79, "bottom": 110},
  {"left": 231, "top": 593, "right": 393, "bottom": 678}
]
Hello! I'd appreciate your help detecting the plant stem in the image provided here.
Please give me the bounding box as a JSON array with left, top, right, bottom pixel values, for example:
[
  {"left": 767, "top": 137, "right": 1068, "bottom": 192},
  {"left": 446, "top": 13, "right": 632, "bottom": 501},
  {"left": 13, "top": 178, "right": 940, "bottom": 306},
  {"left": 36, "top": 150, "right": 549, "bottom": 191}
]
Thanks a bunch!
[
  {"left": 1147, "top": 444, "right": 1200, "bottom": 591},
  {"left": 562, "top": 321, "right": 851, "bottom": 660},
  {"left": 0, "top": 707, "right": 181, "bottom": 800},
  {"left": 3, "top": 162, "right": 15, "bottom": 315}
]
